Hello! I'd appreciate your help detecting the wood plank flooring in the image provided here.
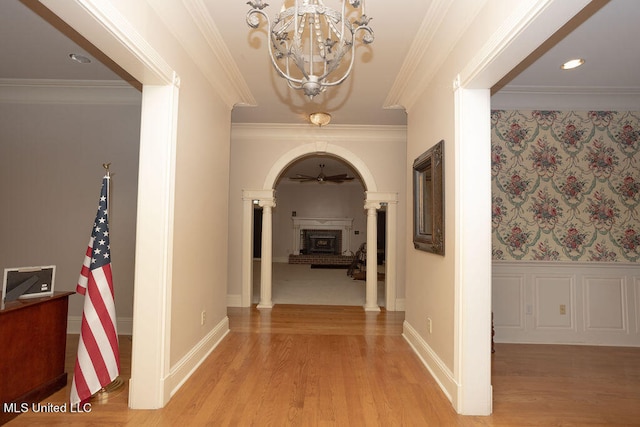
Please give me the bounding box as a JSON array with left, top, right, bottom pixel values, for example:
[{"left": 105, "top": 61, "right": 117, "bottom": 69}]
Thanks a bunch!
[{"left": 6, "top": 305, "right": 640, "bottom": 426}]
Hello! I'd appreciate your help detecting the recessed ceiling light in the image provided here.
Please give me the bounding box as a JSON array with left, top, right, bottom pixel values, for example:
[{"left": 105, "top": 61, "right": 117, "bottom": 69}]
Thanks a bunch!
[
  {"left": 69, "top": 53, "right": 91, "bottom": 64},
  {"left": 560, "top": 58, "right": 584, "bottom": 70}
]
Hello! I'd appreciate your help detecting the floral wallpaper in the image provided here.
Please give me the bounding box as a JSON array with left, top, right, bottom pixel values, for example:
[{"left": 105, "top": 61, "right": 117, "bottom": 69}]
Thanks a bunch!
[{"left": 491, "top": 110, "right": 640, "bottom": 262}]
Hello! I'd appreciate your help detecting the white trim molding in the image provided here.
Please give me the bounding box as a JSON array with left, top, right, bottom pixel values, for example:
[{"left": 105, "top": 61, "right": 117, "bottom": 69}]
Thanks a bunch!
[
  {"left": 403, "top": 320, "right": 457, "bottom": 403},
  {"left": 40, "top": 0, "right": 175, "bottom": 85},
  {"left": 147, "top": 0, "right": 255, "bottom": 107},
  {"left": 491, "top": 85, "right": 640, "bottom": 111},
  {"left": 493, "top": 261, "right": 640, "bottom": 347},
  {"left": 0, "top": 79, "right": 141, "bottom": 105},
  {"left": 168, "top": 317, "right": 230, "bottom": 398}
]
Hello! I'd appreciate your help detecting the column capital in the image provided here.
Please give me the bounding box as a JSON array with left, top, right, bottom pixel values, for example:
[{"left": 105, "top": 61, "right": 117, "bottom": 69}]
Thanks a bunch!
[
  {"left": 258, "top": 199, "right": 276, "bottom": 209},
  {"left": 243, "top": 189, "right": 274, "bottom": 202},
  {"left": 364, "top": 201, "right": 381, "bottom": 211},
  {"left": 365, "top": 191, "right": 398, "bottom": 204}
]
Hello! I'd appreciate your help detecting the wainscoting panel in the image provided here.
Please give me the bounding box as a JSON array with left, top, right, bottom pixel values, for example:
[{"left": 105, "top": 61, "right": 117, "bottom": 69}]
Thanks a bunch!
[
  {"left": 492, "top": 274, "right": 525, "bottom": 329},
  {"left": 493, "top": 261, "right": 640, "bottom": 347},
  {"left": 583, "top": 276, "right": 627, "bottom": 332},
  {"left": 533, "top": 274, "right": 575, "bottom": 330}
]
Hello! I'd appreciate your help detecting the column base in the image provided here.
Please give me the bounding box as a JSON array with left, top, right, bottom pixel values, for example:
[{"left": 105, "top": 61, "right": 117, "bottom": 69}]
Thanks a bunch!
[
  {"left": 257, "top": 302, "right": 273, "bottom": 309},
  {"left": 364, "top": 305, "right": 381, "bottom": 312}
]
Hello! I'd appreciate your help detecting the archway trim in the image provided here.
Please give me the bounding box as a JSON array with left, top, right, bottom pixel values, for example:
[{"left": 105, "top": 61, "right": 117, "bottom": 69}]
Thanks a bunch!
[{"left": 262, "top": 141, "right": 378, "bottom": 192}]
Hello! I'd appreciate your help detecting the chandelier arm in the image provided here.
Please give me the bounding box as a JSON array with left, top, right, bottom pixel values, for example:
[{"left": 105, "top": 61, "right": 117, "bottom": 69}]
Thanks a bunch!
[
  {"left": 320, "top": 55, "right": 354, "bottom": 87},
  {"left": 320, "top": 24, "right": 373, "bottom": 84},
  {"left": 247, "top": 5, "right": 308, "bottom": 86},
  {"left": 246, "top": 8, "right": 267, "bottom": 30}
]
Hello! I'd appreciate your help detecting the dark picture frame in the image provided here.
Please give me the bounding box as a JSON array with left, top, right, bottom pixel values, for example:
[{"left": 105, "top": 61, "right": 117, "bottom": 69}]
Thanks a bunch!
[
  {"left": 413, "top": 140, "right": 444, "bottom": 255},
  {"left": 2, "top": 265, "right": 56, "bottom": 304}
]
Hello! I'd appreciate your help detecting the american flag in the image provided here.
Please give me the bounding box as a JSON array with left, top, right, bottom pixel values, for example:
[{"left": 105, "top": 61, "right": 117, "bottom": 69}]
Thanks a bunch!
[{"left": 70, "top": 175, "right": 120, "bottom": 405}]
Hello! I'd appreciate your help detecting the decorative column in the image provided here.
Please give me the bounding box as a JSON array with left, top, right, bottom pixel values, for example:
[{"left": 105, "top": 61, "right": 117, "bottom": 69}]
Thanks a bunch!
[
  {"left": 258, "top": 199, "right": 276, "bottom": 309},
  {"left": 241, "top": 195, "right": 255, "bottom": 307},
  {"left": 384, "top": 199, "right": 398, "bottom": 311},
  {"left": 364, "top": 201, "right": 381, "bottom": 311}
]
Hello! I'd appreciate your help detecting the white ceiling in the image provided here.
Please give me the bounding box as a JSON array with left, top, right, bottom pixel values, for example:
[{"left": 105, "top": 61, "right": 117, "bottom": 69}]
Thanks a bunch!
[
  {"left": 3, "top": 1, "right": 639, "bottom": 120},
  {"left": 1, "top": 0, "right": 639, "bottom": 179},
  {"left": 502, "top": 0, "right": 640, "bottom": 90}
]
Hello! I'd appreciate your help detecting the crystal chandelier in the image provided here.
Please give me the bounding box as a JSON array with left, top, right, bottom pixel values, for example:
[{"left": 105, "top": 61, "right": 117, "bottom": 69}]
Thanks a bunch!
[{"left": 246, "top": 0, "right": 374, "bottom": 99}]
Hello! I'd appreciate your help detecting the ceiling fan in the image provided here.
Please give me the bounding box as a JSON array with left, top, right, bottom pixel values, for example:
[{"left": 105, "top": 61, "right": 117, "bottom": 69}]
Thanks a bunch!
[{"left": 289, "top": 163, "right": 355, "bottom": 184}]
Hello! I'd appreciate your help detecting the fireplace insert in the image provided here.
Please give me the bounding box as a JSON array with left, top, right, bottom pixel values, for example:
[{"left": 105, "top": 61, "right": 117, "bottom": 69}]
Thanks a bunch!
[{"left": 301, "top": 229, "right": 341, "bottom": 255}]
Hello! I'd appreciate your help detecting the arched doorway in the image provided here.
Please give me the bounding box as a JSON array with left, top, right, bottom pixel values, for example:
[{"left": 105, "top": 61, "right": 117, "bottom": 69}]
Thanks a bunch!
[
  {"left": 269, "top": 155, "right": 369, "bottom": 305},
  {"left": 241, "top": 142, "right": 399, "bottom": 311}
]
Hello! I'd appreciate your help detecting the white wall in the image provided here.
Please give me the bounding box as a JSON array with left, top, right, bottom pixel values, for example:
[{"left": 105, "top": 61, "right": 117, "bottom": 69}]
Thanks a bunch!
[{"left": 0, "top": 83, "right": 141, "bottom": 333}]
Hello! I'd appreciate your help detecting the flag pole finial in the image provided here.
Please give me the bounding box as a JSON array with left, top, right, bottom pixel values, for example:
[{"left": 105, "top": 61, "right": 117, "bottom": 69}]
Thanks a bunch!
[{"left": 102, "top": 162, "right": 111, "bottom": 177}]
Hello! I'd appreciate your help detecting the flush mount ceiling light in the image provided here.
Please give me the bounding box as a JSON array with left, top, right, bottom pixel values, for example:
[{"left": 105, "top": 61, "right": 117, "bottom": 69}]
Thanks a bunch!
[
  {"left": 309, "top": 112, "right": 331, "bottom": 127},
  {"left": 246, "top": 0, "right": 374, "bottom": 99},
  {"left": 69, "top": 53, "right": 91, "bottom": 64},
  {"left": 560, "top": 58, "right": 584, "bottom": 70}
]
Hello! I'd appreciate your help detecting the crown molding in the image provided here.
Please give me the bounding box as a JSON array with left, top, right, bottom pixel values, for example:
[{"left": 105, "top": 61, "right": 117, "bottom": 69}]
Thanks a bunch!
[
  {"left": 385, "top": 0, "right": 487, "bottom": 111},
  {"left": 231, "top": 123, "right": 407, "bottom": 143},
  {"left": 496, "top": 85, "right": 640, "bottom": 96},
  {"left": 147, "top": 0, "right": 255, "bottom": 108},
  {"left": 492, "top": 85, "right": 640, "bottom": 111},
  {"left": 0, "top": 78, "right": 141, "bottom": 105},
  {"left": 384, "top": 0, "right": 453, "bottom": 110}
]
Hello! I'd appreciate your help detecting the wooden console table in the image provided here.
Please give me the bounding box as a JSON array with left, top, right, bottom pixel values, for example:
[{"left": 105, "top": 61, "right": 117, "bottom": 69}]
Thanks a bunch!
[{"left": 0, "top": 291, "right": 73, "bottom": 424}]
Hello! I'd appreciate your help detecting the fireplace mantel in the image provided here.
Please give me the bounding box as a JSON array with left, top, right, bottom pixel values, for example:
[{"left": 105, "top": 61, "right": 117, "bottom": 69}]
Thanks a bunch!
[{"left": 292, "top": 217, "right": 353, "bottom": 255}]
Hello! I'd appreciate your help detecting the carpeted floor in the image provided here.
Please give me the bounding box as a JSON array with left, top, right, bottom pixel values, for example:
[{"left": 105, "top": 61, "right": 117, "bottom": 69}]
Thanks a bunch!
[{"left": 252, "top": 261, "right": 385, "bottom": 307}]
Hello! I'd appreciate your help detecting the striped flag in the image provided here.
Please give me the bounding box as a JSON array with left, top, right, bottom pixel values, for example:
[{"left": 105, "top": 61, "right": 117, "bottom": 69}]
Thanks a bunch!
[{"left": 70, "top": 175, "right": 120, "bottom": 405}]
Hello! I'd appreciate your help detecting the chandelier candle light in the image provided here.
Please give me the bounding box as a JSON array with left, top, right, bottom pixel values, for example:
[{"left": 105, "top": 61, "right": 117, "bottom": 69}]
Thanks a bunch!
[{"left": 246, "top": 0, "right": 374, "bottom": 99}]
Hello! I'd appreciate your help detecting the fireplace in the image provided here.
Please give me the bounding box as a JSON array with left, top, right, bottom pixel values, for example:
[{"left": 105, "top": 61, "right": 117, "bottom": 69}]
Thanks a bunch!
[
  {"left": 303, "top": 230, "right": 341, "bottom": 254},
  {"left": 291, "top": 217, "right": 353, "bottom": 256}
]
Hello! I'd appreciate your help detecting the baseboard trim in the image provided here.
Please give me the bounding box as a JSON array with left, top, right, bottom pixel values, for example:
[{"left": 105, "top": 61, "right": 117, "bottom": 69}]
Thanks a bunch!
[
  {"left": 168, "top": 316, "right": 230, "bottom": 398},
  {"left": 402, "top": 320, "right": 457, "bottom": 406}
]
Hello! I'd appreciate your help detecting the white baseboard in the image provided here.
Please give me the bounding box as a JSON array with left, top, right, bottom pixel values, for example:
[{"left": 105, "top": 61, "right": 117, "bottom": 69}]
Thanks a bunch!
[
  {"left": 402, "top": 320, "right": 457, "bottom": 407},
  {"left": 67, "top": 316, "right": 133, "bottom": 335},
  {"left": 167, "top": 316, "right": 230, "bottom": 398}
]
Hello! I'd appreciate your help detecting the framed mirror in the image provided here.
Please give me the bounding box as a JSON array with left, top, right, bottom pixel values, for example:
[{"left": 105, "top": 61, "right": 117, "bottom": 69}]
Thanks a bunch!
[{"left": 413, "top": 140, "right": 444, "bottom": 255}]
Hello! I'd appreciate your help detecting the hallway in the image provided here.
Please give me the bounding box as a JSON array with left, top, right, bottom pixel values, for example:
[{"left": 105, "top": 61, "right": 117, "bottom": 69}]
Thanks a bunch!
[{"left": 7, "top": 305, "right": 640, "bottom": 425}]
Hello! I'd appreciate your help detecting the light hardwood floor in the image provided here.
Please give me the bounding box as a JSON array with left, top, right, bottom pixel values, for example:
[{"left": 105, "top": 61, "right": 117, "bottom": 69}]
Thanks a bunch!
[{"left": 7, "top": 305, "right": 640, "bottom": 426}]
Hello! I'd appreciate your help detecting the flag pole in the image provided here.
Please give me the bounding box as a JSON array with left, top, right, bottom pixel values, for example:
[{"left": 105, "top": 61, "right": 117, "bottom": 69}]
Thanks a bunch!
[
  {"left": 102, "top": 162, "right": 111, "bottom": 197},
  {"left": 90, "top": 162, "right": 125, "bottom": 403},
  {"left": 70, "top": 163, "right": 124, "bottom": 405}
]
